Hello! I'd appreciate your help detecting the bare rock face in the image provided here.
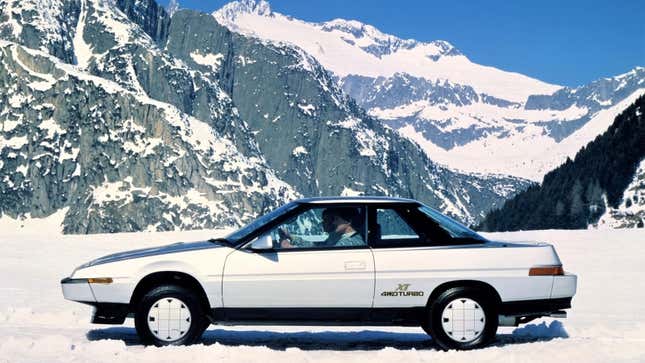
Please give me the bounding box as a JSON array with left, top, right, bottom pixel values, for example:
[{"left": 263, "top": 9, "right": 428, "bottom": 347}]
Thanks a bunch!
[{"left": 0, "top": 0, "right": 296, "bottom": 233}]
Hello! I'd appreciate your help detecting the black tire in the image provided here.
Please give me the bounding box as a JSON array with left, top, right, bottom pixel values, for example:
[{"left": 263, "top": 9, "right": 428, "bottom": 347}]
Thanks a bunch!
[
  {"left": 425, "top": 287, "right": 498, "bottom": 350},
  {"left": 134, "top": 285, "right": 208, "bottom": 346}
]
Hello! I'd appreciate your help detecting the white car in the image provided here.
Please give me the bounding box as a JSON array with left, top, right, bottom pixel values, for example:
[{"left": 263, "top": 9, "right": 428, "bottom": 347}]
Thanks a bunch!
[{"left": 61, "top": 197, "right": 577, "bottom": 350}]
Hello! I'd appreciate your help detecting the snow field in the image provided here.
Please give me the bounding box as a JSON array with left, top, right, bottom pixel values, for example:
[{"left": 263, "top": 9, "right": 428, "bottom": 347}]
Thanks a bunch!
[{"left": 0, "top": 228, "right": 643, "bottom": 362}]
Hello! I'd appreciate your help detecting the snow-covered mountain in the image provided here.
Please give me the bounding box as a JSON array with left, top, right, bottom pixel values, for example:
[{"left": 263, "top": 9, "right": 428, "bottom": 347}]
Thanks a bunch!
[
  {"left": 0, "top": 0, "right": 531, "bottom": 233},
  {"left": 367, "top": 68, "right": 645, "bottom": 181},
  {"left": 213, "top": 1, "right": 645, "bottom": 181},
  {"left": 213, "top": 0, "right": 559, "bottom": 103}
]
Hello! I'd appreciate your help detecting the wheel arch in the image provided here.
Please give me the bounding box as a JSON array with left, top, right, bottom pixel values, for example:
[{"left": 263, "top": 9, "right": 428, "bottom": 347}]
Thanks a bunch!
[
  {"left": 129, "top": 271, "right": 211, "bottom": 314},
  {"left": 427, "top": 280, "right": 502, "bottom": 307}
]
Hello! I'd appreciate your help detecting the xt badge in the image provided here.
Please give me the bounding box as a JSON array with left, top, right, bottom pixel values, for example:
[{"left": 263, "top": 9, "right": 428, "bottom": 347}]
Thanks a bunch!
[
  {"left": 381, "top": 283, "right": 424, "bottom": 297},
  {"left": 396, "top": 284, "right": 411, "bottom": 291}
]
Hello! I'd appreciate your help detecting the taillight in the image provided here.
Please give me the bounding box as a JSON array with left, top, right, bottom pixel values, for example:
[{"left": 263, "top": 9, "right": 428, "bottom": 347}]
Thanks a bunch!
[{"left": 529, "top": 265, "right": 564, "bottom": 276}]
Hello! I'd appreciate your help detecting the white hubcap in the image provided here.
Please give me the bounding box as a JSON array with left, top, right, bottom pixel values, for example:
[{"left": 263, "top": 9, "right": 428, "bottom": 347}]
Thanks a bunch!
[
  {"left": 147, "top": 297, "right": 192, "bottom": 342},
  {"left": 441, "top": 297, "right": 486, "bottom": 343}
]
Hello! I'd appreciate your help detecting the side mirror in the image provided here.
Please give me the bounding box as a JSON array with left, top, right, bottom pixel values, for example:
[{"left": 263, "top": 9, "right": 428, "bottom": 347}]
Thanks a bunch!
[{"left": 250, "top": 233, "right": 273, "bottom": 250}]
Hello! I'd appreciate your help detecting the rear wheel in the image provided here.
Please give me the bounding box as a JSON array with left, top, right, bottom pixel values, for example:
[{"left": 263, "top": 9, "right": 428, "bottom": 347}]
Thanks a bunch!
[
  {"left": 134, "top": 285, "right": 208, "bottom": 346},
  {"left": 425, "top": 287, "right": 498, "bottom": 350}
]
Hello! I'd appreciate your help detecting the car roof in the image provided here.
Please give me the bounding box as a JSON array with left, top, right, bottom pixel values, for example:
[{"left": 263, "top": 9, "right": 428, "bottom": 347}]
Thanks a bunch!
[{"left": 294, "top": 196, "right": 419, "bottom": 204}]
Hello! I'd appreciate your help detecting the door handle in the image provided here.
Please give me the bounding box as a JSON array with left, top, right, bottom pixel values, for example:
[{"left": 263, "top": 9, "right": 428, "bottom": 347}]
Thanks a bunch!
[{"left": 344, "top": 261, "right": 366, "bottom": 271}]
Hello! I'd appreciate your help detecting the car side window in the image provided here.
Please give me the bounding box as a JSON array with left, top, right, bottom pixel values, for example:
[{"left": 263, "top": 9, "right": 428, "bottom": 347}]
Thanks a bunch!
[
  {"left": 377, "top": 209, "right": 419, "bottom": 240},
  {"left": 373, "top": 207, "right": 424, "bottom": 248},
  {"left": 270, "top": 206, "right": 367, "bottom": 250}
]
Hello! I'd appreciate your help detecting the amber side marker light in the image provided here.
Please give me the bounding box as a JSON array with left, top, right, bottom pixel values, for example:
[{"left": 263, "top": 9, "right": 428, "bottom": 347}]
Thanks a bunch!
[
  {"left": 529, "top": 265, "right": 564, "bottom": 276},
  {"left": 87, "top": 278, "right": 113, "bottom": 284}
]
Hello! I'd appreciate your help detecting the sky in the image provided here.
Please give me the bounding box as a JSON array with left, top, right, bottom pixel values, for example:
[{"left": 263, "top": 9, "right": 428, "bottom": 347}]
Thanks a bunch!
[{"left": 159, "top": 0, "right": 644, "bottom": 87}]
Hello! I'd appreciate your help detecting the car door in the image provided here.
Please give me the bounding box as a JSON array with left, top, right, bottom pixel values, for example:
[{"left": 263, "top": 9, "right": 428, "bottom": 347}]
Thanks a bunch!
[
  {"left": 222, "top": 205, "right": 375, "bottom": 309},
  {"left": 370, "top": 204, "right": 438, "bottom": 308}
]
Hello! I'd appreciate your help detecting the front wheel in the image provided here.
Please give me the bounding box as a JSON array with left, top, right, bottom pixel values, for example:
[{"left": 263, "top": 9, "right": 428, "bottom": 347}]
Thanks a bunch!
[
  {"left": 425, "top": 287, "right": 498, "bottom": 350},
  {"left": 134, "top": 285, "right": 208, "bottom": 346}
]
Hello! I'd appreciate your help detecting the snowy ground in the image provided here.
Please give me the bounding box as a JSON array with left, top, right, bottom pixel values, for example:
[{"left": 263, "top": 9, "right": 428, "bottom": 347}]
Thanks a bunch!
[{"left": 0, "top": 227, "right": 644, "bottom": 362}]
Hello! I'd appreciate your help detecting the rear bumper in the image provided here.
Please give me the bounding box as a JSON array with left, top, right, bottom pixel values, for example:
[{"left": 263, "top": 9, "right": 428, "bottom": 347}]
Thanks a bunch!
[
  {"left": 499, "top": 297, "right": 572, "bottom": 316},
  {"left": 551, "top": 273, "right": 577, "bottom": 299},
  {"left": 499, "top": 272, "right": 576, "bottom": 317}
]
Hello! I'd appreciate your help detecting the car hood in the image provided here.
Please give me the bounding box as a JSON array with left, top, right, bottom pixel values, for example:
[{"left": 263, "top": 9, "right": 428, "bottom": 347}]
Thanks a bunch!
[{"left": 78, "top": 241, "right": 224, "bottom": 268}]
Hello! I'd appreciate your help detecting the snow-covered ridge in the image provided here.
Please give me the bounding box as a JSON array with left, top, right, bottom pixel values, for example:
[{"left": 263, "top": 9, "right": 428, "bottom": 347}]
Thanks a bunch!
[
  {"left": 606, "top": 66, "right": 644, "bottom": 81},
  {"left": 215, "top": 1, "right": 457, "bottom": 59},
  {"left": 397, "top": 89, "right": 645, "bottom": 181},
  {"left": 215, "top": 0, "right": 272, "bottom": 22},
  {"left": 213, "top": 0, "right": 561, "bottom": 103}
]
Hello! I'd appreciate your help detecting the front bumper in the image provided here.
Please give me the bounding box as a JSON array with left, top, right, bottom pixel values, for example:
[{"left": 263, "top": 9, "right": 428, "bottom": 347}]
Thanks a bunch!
[
  {"left": 89, "top": 303, "right": 130, "bottom": 324},
  {"left": 61, "top": 275, "right": 134, "bottom": 304},
  {"left": 61, "top": 277, "right": 96, "bottom": 303},
  {"left": 61, "top": 278, "right": 129, "bottom": 324}
]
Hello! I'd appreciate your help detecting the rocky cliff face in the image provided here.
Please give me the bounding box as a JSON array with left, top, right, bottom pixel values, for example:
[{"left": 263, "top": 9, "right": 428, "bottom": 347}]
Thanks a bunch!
[
  {"left": 0, "top": 0, "right": 531, "bottom": 233},
  {"left": 0, "top": 0, "right": 81, "bottom": 63},
  {"left": 0, "top": 40, "right": 296, "bottom": 233},
  {"left": 0, "top": 0, "right": 296, "bottom": 233}
]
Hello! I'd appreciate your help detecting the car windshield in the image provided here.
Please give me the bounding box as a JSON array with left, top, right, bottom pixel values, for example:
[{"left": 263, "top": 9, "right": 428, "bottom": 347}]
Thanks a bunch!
[
  {"left": 225, "top": 202, "right": 300, "bottom": 244},
  {"left": 418, "top": 205, "right": 486, "bottom": 241}
]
